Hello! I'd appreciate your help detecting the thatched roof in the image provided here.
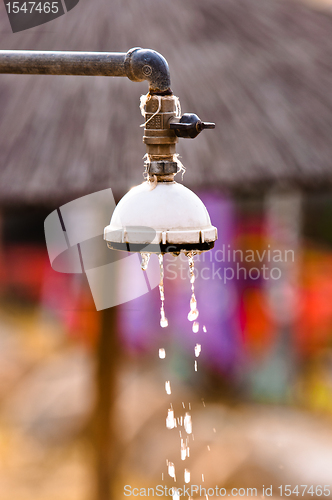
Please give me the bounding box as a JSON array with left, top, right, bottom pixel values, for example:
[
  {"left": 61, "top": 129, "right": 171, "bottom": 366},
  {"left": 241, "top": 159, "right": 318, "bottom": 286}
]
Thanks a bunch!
[{"left": 0, "top": 0, "right": 332, "bottom": 204}]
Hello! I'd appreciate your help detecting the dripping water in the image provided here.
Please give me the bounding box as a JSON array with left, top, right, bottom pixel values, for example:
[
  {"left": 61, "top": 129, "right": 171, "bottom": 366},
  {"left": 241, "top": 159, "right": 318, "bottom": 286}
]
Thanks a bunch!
[
  {"left": 184, "top": 413, "right": 192, "bottom": 434},
  {"left": 168, "top": 462, "right": 176, "bottom": 480},
  {"left": 166, "top": 408, "right": 176, "bottom": 429},
  {"left": 159, "top": 254, "right": 168, "bottom": 328},
  {"left": 180, "top": 439, "right": 187, "bottom": 460},
  {"left": 141, "top": 252, "right": 151, "bottom": 271},
  {"left": 192, "top": 321, "right": 199, "bottom": 333},
  {"left": 195, "top": 344, "right": 201, "bottom": 357},
  {"left": 187, "top": 252, "right": 199, "bottom": 322}
]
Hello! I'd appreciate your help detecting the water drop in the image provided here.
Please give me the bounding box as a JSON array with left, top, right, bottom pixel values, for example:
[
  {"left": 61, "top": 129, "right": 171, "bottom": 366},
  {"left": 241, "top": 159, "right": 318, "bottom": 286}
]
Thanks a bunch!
[
  {"left": 202, "top": 474, "right": 205, "bottom": 482},
  {"left": 159, "top": 348, "right": 166, "bottom": 359},
  {"left": 165, "top": 381, "right": 171, "bottom": 395},
  {"left": 203, "top": 325, "right": 207, "bottom": 333},
  {"left": 194, "top": 360, "right": 198, "bottom": 372},
  {"left": 141, "top": 253, "right": 151, "bottom": 271},
  {"left": 166, "top": 409, "right": 176, "bottom": 429},
  {"left": 188, "top": 309, "right": 199, "bottom": 322},
  {"left": 195, "top": 343, "right": 201, "bottom": 357},
  {"left": 173, "top": 489, "right": 179, "bottom": 500},
  {"left": 184, "top": 469, "right": 190, "bottom": 483},
  {"left": 160, "top": 315, "right": 168, "bottom": 328},
  {"left": 192, "top": 322, "right": 199, "bottom": 333},
  {"left": 213, "top": 428, "right": 216, "bottom": 433},
  {"left": 207, "top": 445, "right": 210, "bottom": 451},
  {"left": 181, "top": 439, "right": 186, "bottom": 460},
  {"left": 168, "top": 462, "right": 176, "bottom": 479},
  {"left": 184, "top": 413, "right": 192, "bottom": 434}
]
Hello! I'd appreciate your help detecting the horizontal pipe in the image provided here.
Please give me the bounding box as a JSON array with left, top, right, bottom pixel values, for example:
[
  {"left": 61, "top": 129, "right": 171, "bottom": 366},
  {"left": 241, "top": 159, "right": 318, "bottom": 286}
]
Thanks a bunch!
[
  {"left": 0, "top": 50, "right": 127, "bottom": 76},
  {"left": 0, "top": 47, "right": 172, "bottom": 93}
]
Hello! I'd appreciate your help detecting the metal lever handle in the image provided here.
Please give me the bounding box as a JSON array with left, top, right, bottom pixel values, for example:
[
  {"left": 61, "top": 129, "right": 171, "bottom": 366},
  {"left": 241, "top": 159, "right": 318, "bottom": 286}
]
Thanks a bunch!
[
  {"left": 200, "top": 122, "right": 215, "bottom": 130},
  {"left": 169, "top": 113, "right": 215, "bottom": 139}
]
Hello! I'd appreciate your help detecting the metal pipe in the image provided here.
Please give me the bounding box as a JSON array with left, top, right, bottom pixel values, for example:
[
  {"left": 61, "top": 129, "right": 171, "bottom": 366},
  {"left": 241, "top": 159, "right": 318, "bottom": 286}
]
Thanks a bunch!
[{"left": 0, "top": 47, "right": 172, "bottom": 93}]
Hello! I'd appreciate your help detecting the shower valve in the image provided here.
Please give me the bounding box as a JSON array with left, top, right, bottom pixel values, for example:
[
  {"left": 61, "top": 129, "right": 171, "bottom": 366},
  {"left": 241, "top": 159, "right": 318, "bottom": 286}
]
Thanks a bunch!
[{"left": 169, "top": 113, "right": 215, "bottom": 139}]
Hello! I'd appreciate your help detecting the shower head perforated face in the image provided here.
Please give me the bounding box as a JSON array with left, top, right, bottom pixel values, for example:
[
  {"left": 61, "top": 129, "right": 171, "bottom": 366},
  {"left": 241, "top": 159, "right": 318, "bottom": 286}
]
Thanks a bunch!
[{"left": 104, "top": 180, "right": 218, "bottom": 254}]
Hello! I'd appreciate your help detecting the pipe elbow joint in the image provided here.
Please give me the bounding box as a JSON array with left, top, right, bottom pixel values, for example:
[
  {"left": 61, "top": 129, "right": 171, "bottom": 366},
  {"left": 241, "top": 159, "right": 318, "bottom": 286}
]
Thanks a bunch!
[{"left": 125, "top": 47, "right": 171, "bottom": 94}]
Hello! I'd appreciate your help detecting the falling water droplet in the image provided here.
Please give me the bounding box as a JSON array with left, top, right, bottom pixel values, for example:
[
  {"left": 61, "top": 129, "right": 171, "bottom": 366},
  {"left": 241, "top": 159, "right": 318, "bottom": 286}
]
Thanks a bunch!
[
  {"left": 160, "top": 315, "right": 168, "bottom": 328},
  {"left": 159, "top": 348, "right": 166, "bottom": 359},
  {"left": 162, "top": 472, "right": 164, "bottom": 480},
  {"left": 182, "top": 402, "right": 185, "bottom": 409},
  {"left": 159, "top": 254, "right": 168, "bottom": 328},
  {"left": 207, "top": 445, "right": 210, "bottom": 451},
  {"left": 166, "top": 409, "right": 176, "bottom": 429},
  {"left": 173, "top": 489, "right": 179, "bottom": 500},
  {"left": 184, "top": 469, "right": 190, "bottom": 483},
  {"left": 187, "top": 252, "right": 199, "bottom": 322},
  {"left": 202, "top": 474, "right": 205, "bottom": 482},
  {"left": 195, "top": 344, "right": 201, "bottom": 357},
  {"left": 165, "top": 381, "right": 171, "bottom": 395},
  {"left": 213, "top": 428, "right": 216, "bottom": 433},
  {"left": 168, "top": 462, "right": 176, "bottom": 479},
  {"left": 188, "top": 308, "right": 199, "bottom": 321},
  {"left": 181, "top": 439, "right": 186, "bottom": 460},
  {"left": 203, "top": 325, "right": 207, "bottom": 333},
  {"left": 187, "top": 446, "right": 190, "bottom": 457},
  {"left": 194, "top": 360, "right": 198, "bottom": 372},
  {"left": 189, "top": 403, "right": 191, "bottom": 410},
  {"left": 192, "top": 321, "right": 199, "bottom": 333},
  {"left": 141, "top": 253, "right": 151, "bottom": 271},
  {"left": 184, "top": 413, "right": 192, "bottom": 434}
]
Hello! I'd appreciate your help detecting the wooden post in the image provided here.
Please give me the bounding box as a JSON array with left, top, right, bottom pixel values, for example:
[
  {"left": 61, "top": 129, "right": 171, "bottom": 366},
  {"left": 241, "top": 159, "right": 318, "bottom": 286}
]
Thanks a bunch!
[{"left": 93, "top": 305, "right": 121, "bottom": 500}]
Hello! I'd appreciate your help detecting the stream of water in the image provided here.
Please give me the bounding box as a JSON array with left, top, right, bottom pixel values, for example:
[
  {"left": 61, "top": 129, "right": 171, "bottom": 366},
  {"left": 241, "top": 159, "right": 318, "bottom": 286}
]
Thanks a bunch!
[{"left": 140, "top": 251, "right": 210, "bottom": 494}]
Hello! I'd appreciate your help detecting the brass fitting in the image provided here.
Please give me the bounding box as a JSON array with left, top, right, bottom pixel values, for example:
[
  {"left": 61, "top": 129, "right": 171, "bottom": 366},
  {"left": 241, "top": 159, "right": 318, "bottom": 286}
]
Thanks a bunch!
[{"left": 143, "top": 94, "right": 179, "bottom": 160}]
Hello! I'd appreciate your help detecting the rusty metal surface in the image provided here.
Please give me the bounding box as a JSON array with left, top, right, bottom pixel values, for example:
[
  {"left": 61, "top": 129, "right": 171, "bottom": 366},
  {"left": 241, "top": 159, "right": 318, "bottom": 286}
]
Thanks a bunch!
[
  {"left": 0, "top": 50, "right": 127, "bottom": 76},
  {"left": 0, "top": 47, "right": 171, "bottom": 92}
]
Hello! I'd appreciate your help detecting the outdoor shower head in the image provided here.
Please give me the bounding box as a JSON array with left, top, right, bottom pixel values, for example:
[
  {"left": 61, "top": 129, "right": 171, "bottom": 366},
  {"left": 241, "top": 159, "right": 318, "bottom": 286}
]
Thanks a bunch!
[
  {"left": 104, "top": 93, "right": 218, "bottom": 255},
  {"left": 104, "top": 180, "right": 217, "bottom": 254}
]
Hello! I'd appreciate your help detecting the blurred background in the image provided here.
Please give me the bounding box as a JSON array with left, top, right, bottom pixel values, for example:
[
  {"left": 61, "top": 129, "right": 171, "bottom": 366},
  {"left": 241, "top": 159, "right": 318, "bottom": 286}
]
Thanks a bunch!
[{"left": 1, "top": 0, "right": 332, "bottom": 499}]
